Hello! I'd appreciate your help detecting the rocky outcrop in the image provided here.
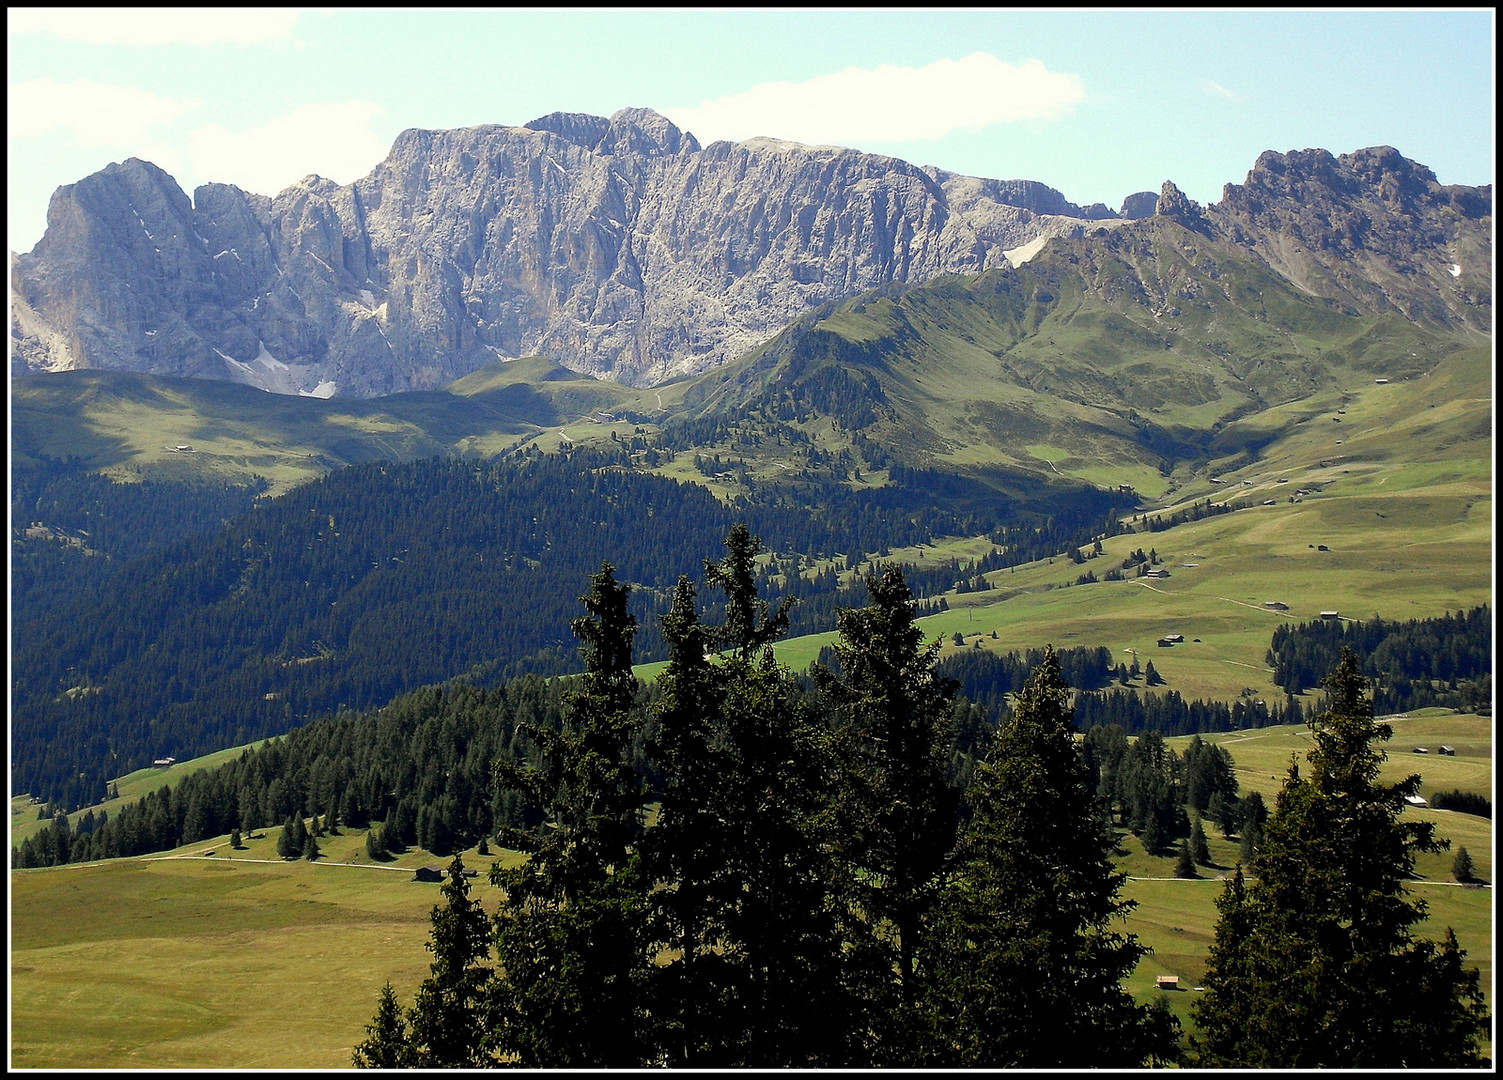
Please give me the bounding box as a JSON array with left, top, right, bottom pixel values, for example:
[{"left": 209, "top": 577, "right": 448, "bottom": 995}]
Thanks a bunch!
[
  {"left": 12, "top": 117, "right": 1491, "bottom": 397},
  {"left": 1118, "top": 191, "right": 1159, "bottom": 219},
  {"left": 1154, "top": 180, "right": 1210, "bottom": 234},
  {"left": 1207, "top": 146, "right": 1491, "bottom": 333},
  {"left": 11, "top": 109, "right": 1133, "bottom": 395}
]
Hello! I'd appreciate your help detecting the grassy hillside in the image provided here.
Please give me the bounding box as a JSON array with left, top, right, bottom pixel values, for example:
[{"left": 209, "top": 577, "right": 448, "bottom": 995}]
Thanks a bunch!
[
  {"left": 10, "top": 739, "right": 276, "bottom": 850},
  {"left": 10, "top": 831, "right": 515, "bottom": 1069},
  {"left": 10, "top": 357, "right": 669, "bottom": 497},
  {"left": 683, "top": 219, "right": 1488, "bottom": 502},
  {"left": 761, "top": 418, "right": 1490, "bottom": 707},
  {"left": 1132, "top": 713, "right": 1493, "bottom": 1048}
]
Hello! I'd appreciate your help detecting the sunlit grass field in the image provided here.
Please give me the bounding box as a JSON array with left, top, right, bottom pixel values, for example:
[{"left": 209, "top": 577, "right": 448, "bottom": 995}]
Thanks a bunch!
[{"left": 10, "top": 830, "right": 515, "bottom": 1069}]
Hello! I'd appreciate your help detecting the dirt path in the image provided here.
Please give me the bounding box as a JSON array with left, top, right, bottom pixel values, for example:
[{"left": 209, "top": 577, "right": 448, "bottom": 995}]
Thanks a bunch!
[{"left": 148, "top": 854, "right": 416, "bottom": 872}]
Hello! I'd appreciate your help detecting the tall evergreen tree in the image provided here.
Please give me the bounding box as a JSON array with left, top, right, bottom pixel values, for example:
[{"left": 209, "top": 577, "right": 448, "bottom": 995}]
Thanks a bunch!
[
  {"left": 277, "top": 812, "right": 306, "bottom": 859},
  {"left": 487, "top": 563, "right": 655, "bottom": 1067},
  {"left": 1193, "top": 647, "right": 1491, "bottom": 1067},
  {"left": 406, "top": 855, "right": 493, "bottom": 1067},
  {"left": 701, "top": 522, "right": 793, "bottom": 661},
  {"left": 921, "top": 646, "right": 1179, "bottom": 1067},
  {"left": 1452, "top": 846, "right": 1475, "bottom": 883},
  {"left": 647, "top": 531, "right": 853, "bottom": 1066},
  {"left": 642, "top": 575, "right": 725, "bottom": 1066},
  {"left": 708, "top": 645, "right": 854, "bottom": 1065},
  {"left": 816, "top": 565, "right": 961, "bottom": 1056},
  {"left": 1190, "top": 815, "right": 1211, "bottom": 866},
  {"left": 1175, "top": 839, "right": 1197, "bottom": 878}
]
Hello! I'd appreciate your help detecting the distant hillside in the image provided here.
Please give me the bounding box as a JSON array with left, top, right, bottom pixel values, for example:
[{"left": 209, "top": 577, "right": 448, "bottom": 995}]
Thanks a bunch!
[{"left": 673, "top": 211, "right": 1485, "bottom": 500}]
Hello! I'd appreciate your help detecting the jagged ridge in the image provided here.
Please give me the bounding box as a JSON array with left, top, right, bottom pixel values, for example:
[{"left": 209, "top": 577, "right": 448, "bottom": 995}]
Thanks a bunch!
[
  {"left": 10, "top": 115, "right": 1489, "bottom": 400},
  {"left": 10, "top": 108, "right": 1147, "bottom": 396}
]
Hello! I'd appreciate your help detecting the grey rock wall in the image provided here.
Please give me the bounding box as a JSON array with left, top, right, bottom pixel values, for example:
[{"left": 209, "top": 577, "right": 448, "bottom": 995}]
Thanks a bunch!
[{"left": 11, "top": 108, "right": 1128, "bottom": 396}]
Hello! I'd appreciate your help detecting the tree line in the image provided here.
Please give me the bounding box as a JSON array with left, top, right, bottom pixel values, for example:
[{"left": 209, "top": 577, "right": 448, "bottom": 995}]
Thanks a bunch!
[
  {"left": 11, "top": 599, "right": 1244, "bottom": 873},
  {"left": 1267, "top": 605, "right": 1491, "bottom": 710}
]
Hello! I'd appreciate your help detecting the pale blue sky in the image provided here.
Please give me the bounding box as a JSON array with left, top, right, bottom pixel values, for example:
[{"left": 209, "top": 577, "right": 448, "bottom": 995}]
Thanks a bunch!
[{"left": 8, "top": 8, "right": 1495, "bottom": 255}]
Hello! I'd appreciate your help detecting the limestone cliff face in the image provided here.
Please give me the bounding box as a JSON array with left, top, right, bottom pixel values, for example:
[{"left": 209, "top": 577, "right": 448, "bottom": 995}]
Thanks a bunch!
[
  {"left": 12, "top": 115, "right": 1490, "bottom": 397},
  {"left": 10, "top": 108, "right": 1129, "bottom": 395}
]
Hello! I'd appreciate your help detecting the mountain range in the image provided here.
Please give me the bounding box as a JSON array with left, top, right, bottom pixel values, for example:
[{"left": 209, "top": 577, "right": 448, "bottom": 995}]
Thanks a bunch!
[{"left": 16, "top": 107, "right": 1485, "bottom": 403}]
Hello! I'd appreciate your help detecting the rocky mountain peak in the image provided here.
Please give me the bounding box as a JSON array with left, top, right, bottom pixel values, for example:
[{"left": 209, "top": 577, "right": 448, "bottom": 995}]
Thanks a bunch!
[
  {"left": 524, "top": 110, "right": 614, "bottom": 150},
  {"left": 1118, "top": 191, "right": 1159, "bottom": 219},
  {"left": 1209, "top": 145, "right": 1491, "bottom": 333},
  {"left": 524, "top": 107, "right": 699, "bottom": 158},
  {"left": 1154, "top": 180, "right": 1208, "bottom": 232}
]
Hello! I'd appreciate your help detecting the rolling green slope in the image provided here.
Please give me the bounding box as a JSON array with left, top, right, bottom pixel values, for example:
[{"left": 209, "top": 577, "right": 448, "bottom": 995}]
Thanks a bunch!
[
  {"left": 685, "top": 216, "right": 1486, "bottom": 502},
  {"left": 10, "top": 356, "right": 665, "bottom": 496},
  {"left": 11, "top": 213, "right": 1488, "bottom": 516}
]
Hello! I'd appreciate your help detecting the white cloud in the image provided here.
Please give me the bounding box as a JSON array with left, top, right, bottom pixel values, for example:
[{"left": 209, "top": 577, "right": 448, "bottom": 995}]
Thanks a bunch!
[
  {"left": 663, "top": 53, "right": 1085, "bottom": 147},
  {"left": 1202, "top": 80, "right": 1247, "bottom": 104},
  {"left": 10, "top": 78, "right": 199, "bottom": 146},
  {"left": 8, "top": 8, "right": 301, "bottom": 46},
  {"left": 185, "top": 101, "right": 389, "bottom": 196},
  {"left": 9, "top": 79, "right": 389, "bottom": 201}
]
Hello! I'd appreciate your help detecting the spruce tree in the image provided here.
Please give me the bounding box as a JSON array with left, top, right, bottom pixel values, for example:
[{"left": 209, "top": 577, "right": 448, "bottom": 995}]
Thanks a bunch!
[
  {"left": 647, "top": 536, "right": 853, "bottom": 1067},
  {"left": 708, "top": 644, "right": 853, "bottom": 1066},
  {"left": 1451, "top": 846, "right": 1475, "bottom": 883},
  {"left": 1237, "top": 789, "right": 1267, "bottom": 862},
  {"left": 407, "top": 854, "right": 493, "bottom": 1067},
  {"left": 1190, "top": 816, "right": 1211, "bottom": 866},
  {"left": 921, "top": 646, "right": 1179, "bottom": 1067},
  {"left": 1139, "top": 808, "right": 1163, "bottom": 857},
  {"left": 1193, "top": 648, "right": 1491, "bottom": 1067},
  {"left": 702, "top": 523, "right": 792, "bottom": 661},
  {"left": 1175, "top": 839, "right": 1197, "bottom": 878},
  {"left": 642, "top": 575, "right": 730, "bottom": 1066},
  {"left": 278, "top": 813, "right": 307, "bottom": 859},
  {"left": 488, "top": 562, "right": 655, "bottom": 1067},
  {"left": 817, "top": 565, "right": 960, "bottom": 1058},
  {"left": 1206, "top": 790, "right": 1236, "bottom": 840},
  {"left": 351, "top": 981, "right": 414, "bottom": 1068}
]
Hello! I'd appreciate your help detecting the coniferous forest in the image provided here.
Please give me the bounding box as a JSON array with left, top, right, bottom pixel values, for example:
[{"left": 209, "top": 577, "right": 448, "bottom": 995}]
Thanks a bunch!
[
  {"left": 14, "top": 527, "right": 1489, "bottom": 1068},
  {"left": 11, "top": 446, "right": 1135, "bottom": 810}
]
